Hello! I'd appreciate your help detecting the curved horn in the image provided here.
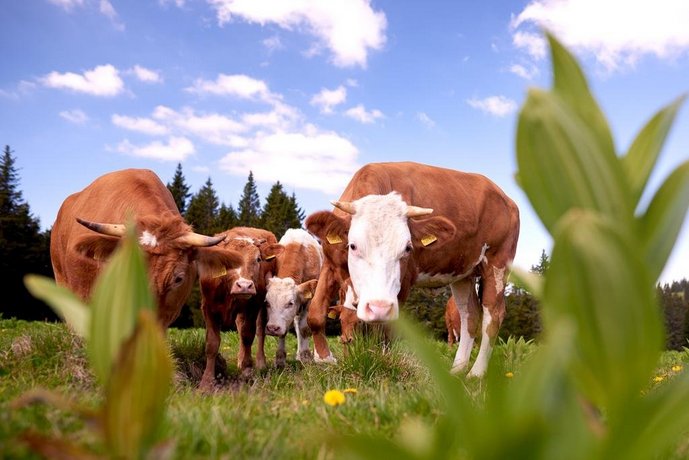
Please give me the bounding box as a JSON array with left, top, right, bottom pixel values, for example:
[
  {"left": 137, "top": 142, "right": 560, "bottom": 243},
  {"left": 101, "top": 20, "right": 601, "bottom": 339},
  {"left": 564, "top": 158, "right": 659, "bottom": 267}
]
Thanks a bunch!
[
  {"left": 331, "top": 200, "right": 356, "bottom": 215},
  {"left": 406, "top": 206, "right": 434, "bottom": 218},
  {"left": 176, "top": 232, "right": 226, "bottom": 247},
  {"left": 76, "top": 217, "right": 126, "bottom": 237}
]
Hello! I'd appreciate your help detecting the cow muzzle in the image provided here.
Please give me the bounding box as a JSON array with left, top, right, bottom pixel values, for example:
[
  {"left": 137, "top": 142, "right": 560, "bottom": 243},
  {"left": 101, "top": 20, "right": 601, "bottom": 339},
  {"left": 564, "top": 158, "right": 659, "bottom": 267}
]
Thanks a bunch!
[
  {"left": 231, "top": 278, "right": 256, "bottom": 296},
  {"left": 265, "top": 324, "right": 285, "bottom": 337},
  {"left": 358, "top": 299, "right": 397, "bottom": 323}
]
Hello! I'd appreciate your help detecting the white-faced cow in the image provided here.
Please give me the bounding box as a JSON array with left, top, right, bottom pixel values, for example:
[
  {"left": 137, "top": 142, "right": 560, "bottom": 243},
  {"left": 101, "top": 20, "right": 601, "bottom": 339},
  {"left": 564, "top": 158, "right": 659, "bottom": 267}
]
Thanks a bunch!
[
  {"left": 306, "top": 162, "right": 519, "bottom": 377},
  {"left": 265, "top": 229, "right": 322, "bottom": 367},
  {"left": 50, "top": 168, "right": 242, "bottom": 327},
  {"left": 198, "top": 227, "right": 283, "bottom": 390}
]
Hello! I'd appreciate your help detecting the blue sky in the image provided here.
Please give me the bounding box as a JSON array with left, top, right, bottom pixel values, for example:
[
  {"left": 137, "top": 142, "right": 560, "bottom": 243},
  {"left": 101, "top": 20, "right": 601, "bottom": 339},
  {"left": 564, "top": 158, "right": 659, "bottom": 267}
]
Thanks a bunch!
[{"left": 2, "top": 0, "right": 688, "bottom": 283}]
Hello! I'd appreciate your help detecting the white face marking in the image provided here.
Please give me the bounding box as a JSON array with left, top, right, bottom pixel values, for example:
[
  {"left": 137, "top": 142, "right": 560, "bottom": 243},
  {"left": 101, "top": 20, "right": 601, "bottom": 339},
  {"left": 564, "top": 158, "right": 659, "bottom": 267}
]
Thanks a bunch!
[
  {"left": 347, "top": 193, "right": 409, "bottom": 322},
  {"left": 265, "top": 277, "right": 299, "bottom": 333},
  {"left": 139, "top": 230, "right": 158, "bottom": 247}
]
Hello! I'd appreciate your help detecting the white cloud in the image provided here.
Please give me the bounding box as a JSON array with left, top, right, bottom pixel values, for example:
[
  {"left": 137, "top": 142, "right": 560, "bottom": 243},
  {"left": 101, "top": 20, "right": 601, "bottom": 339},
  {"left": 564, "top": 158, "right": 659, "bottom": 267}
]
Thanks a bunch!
[
  {"left": 59, "top": 109, "right": 89, "bottom": 124},
  {"left": 186, "top": 73, "right": 278, "bottom": 103},
  {"left": 345, "top": 78, "right": 358, "bottom": 87},
  {"left": 115, "top": 136, "right": 195, "bottom": 161},
  {"left": 344, "top": 104, "right": 384, "bottom": 124},
  {"left": 508, "top": 63, "right": 539, "bottom": 80},
  {"left": 159, "top": 0, "right": 185, "bottom": 7},
  {"left": 130, "top": 65, "right": 162, "bottom": 83},
  {"left": 207, "top": 0, "right": 387, "bottom": 68},
  {"left": 40, "top": 64, "right": 124, "bottom": 97},
  {"left": 219, "top": 126, "right": 359, "bottom": 194},
  {"left": 263, "top": 35, "right": 283, "bottom": 51},
  {"left": 99, "top": 0, "right": 124, "bottom": 30},
  {"left": 511, "top": 0, "right": 689, "bottom": 71},
  {"left": 47, "top": 0, "right": 85, "bottom": 11},
  {"left": 310, "top": 86, "right": 347, "bottom": 114},
  {"left": 511, "top": 31, "right": 546, "bottom": 60},
  {"left": 112, "top": 114, "right": 169, "bottom": 135},
  {"left": 467, "top": 96, "right": 517, "bottom": 117},
  {"left": 417, "top": 112, "right": 435, "bottom": 128}
]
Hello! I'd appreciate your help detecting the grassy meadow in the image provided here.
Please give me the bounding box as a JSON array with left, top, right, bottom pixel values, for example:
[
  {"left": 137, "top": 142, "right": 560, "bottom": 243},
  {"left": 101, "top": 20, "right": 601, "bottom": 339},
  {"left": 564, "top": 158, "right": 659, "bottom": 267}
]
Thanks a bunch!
[{"left": 2, "top": 318, "right": 689, "bottom": 459}]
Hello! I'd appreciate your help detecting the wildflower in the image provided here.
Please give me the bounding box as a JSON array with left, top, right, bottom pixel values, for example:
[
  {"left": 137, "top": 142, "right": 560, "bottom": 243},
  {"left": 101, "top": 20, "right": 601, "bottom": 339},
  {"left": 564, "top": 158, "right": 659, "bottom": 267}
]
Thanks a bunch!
[
  {"left": 343, "top": 388, "right": 358, "bottom": 394},
  {"left": 672, "top": 365, "right": 683, "bottom": 372},
  {"left": 505, "top": 372, "right": 514, "bottom": 378},
  {"left": 323, "top": 390, "right": 346, "bottom": 406},
  {"left": 302, "top": 400, "right": 309, "bottom": 405},
  {"left": 653, "top": 376, "right": 665, "bottom": 383}
]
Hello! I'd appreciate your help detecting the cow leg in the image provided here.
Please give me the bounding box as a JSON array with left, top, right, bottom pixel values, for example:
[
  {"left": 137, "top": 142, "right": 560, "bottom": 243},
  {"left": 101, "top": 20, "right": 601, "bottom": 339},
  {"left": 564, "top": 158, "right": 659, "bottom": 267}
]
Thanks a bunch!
[
  {"left": 308, "top": 267, "right": 337, "bottom": 364},
  {"left": 254, "top": 304, "right": 267, "bottom": 370},
  {"left": 468, "top": 266, "right": 507, "bottom": 378},
  {"left": 295, "top": 307, "right": 313, "bottom": 363},
  {"left": 450, "top": 278, "right": 481, "bottom": 374},
  {"left": 275, "top": 335, "right": 287, "bottom": 368},
  {"left": 200, "top": 309, "right": 221, "bottom": 391},
  {"left": 235, "top": 308, "right": 256, "bottom": 377}
]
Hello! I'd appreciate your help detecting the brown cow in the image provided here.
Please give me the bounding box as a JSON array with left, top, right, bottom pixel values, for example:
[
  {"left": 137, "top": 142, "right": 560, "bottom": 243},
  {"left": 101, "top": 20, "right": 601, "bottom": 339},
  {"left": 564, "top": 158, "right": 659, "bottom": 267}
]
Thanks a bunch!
[
  {"left": 198, "top": 227, "right": 283, "bottom": 390},
  {"left": 50, "top": 168, "right": 242, "bottom": 326},
  {"left": 264, "top": 229, "right": 321, "bottom": 367},
  {"left": 306, "top": 162, "right": 519, "bottom": 377}
]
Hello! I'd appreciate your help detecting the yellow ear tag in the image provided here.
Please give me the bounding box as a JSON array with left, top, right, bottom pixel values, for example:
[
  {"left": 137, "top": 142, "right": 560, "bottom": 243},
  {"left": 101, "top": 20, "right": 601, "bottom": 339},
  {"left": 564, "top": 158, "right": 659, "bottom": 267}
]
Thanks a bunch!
[
  {"left": 327, "top": 310, "right": 338, "bottom": 319},
  {"left": 421, "top": 235, "right": 438, "bottom": 247},
  {"left": 212, "top": 266, "right": 227, "bottom": 279},
  {"left": 265, "top": 254, "right": 276, "bottom": 261},
  {"left": 326, "top": 233, "right": 343, "bottom": 244},
  {"left": 303, "top": 291, "right": 313, "bottom": 300}
]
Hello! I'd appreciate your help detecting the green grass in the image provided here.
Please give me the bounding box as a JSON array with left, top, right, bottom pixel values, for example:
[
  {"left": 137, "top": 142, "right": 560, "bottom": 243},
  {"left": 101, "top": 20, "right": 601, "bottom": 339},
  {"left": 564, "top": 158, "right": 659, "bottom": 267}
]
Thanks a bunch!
[{"left": 2, "top": 319, "right": 687, "bottom": 459}]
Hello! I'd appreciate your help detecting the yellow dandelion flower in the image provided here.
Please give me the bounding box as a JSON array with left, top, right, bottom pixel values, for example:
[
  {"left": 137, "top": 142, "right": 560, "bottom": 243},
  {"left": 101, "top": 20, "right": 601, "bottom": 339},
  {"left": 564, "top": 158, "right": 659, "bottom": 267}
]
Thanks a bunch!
[
  {"left": 302, "top": 400, "right": 309, "bottom": 405},
  {"left": 505, "top": 372, "right": 514, "bottom": 378},
  {"left": 653, "top": 376, "right": 665, "bottom": 383},
  {"left": 323, "top": 389, "right": 346, "bottom": 406},
  {"left": 672, "top": 365, "right": 683, "bottom": 372},
  {"left": 343, "top": 388, "right": 358, "bottom": 394}
]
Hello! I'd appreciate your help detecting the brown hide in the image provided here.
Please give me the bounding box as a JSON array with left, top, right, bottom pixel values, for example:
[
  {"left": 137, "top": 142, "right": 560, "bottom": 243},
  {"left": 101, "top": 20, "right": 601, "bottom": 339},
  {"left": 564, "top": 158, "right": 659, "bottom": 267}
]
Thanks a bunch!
[
  {"left": 50, "top": 168, "right": 241, "bottom": 327},
  {"left": 305, "top": 161, "right": 520, "bottom": 364},
  {"left": 198, "top": 227, "right": 282, "bottom": 389}
]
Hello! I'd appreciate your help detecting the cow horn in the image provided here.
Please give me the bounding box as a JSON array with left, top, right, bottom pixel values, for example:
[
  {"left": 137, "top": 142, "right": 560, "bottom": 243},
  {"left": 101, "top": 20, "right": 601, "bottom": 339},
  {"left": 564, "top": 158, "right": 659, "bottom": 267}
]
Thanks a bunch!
[
  {"left": 176, "top": 232, "right": 226, "bottom": 247},
  {"left": 406, "top": 206, "right": 434, "bottom": 217},
  {"left": 331, "top": 200, "right": 356, "bottom": 215},
  {"left": 76, "top": 217, "right": 127, "bottom": 237}
]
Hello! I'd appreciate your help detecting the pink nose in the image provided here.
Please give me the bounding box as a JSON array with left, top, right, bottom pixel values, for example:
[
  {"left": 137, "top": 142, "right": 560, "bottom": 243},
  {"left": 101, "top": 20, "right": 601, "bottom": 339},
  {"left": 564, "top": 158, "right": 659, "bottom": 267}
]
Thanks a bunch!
[
  {"left": 363, "top": 300, "right": 394, "bottom": 322},
  {"left": 266, "top": 324, "right": 283, "bottom": 336},
  {"left": 231, "top": 278, "right": 256, "bottom": 296}
]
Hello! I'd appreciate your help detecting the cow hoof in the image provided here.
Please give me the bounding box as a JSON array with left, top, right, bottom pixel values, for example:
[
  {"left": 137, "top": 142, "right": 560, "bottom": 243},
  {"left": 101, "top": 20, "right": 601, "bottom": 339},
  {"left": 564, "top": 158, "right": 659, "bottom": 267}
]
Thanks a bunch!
[
  {"left": 450, "top": 364, "right": 468, "bottom": 375},
  {"left": 275, "top": 358, "right": 286, "bottom": 368},
  {"left": 314, "top": 353, "right": 337, "bottom": 364},
  {"left": 297, "top": 351, "right": 314, "bottom": 364}
]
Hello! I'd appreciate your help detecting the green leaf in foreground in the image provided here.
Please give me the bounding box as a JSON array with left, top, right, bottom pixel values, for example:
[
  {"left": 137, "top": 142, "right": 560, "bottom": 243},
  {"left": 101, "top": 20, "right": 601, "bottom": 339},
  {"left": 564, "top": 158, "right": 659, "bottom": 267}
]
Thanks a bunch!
[
  {"left": 88, "top": 223, "right": 156, "bottom": 384},
  {"left": 23, "top": 275, "right": 90, "bottom": 339}
]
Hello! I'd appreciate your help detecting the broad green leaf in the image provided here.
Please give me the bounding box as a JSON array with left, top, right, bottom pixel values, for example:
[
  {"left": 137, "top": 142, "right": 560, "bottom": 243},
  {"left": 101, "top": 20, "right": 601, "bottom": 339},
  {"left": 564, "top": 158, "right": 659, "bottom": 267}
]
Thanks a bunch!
[
  {"left": 23, "top": 275, "right": 90, "bottom": 339},
  {"left": 547, "top": 33, "right": 616, "bottom": 158},
  {"left": 103, "top": 309, "right": 173, "bottom": 459},
  {"left": 544, "top": 210, "right": 661, "bottom": 411},
  {"left": 640, "top": 160, "right": 689, "bottom": 280},
  {"left": 623, "top": 95, "right": 686, "bottom": 207},
  {"left": 517, "top": 89, "right": 632, "bottom": 232},
  {"left": 88, "top": 224, "right": 156, "bottom": 384}
]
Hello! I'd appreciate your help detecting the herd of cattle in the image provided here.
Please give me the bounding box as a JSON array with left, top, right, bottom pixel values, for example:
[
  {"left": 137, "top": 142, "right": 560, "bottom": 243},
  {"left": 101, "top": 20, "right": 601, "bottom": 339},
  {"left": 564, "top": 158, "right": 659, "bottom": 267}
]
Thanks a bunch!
[{"left": 50, "top": 162, "right": 519, "bottom": 385}]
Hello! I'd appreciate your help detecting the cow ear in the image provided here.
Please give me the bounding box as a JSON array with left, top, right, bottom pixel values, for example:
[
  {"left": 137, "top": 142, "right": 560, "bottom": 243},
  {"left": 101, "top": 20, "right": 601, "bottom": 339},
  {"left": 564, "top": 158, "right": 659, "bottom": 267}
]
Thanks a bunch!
[
  {"left": 262, "top": 243, "right": 284, "bottom": 261},
  {"left": 195, "top": 247, "right": 243, "bottom": 281},
  {"left": 74, "top": 235, "right": 119, "bottom": 262},
  {"left": 297, "top": 279, "right": 318, "bottom": 303},
  {"left": 409, "top": 216, "right": 456, "bottom": 250},
  {"left": 305, "top": 211, "right": 348, "bottom": 245}
]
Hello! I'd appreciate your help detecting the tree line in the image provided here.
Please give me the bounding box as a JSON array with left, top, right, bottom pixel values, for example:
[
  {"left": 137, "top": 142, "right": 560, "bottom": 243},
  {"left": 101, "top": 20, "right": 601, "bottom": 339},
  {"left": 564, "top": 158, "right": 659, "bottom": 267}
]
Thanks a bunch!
[{"left": 2, "top": 145, "right": 688, "bottom": 348}]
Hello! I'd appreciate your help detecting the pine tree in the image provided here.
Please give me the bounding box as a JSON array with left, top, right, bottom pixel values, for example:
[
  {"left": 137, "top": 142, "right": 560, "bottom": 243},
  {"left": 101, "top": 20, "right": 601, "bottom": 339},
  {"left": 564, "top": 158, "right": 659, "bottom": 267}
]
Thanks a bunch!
[
  {"left": 185, "top": 177, "right": 219, "bottom": 235},
  {"left": 0, "top": 146, "right": 55, "bottom": 320},
  {"left": 215, "top": 202, "right": 238, "bottom": 233},
  {"left": 530, "top": 249, "right": 551, "bottom": 275},
  {"left": 260, "top": 182, "right": 305, "bottom": 239},
  {"left": 237, "top": 171, "right": 261, "bottom": 227},
  {"left": 166, "top": 163, "right": 191, "bottom": 214}
]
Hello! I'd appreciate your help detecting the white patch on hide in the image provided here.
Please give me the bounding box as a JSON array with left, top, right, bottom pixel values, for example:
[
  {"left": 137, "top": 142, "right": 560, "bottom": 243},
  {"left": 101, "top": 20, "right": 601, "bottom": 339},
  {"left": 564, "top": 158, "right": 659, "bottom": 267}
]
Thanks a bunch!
[
  {"left": 279, "top": 228, "right": 323, "bottom": 266},
  {"left": 139, "top": 231, "right": 158, "bottom": 247},
  {"left": 493, "top": 266, "right": 505, "bottom": 294},
  {"left": 478, "top": 243, "right": 489, "bottom": 265}
]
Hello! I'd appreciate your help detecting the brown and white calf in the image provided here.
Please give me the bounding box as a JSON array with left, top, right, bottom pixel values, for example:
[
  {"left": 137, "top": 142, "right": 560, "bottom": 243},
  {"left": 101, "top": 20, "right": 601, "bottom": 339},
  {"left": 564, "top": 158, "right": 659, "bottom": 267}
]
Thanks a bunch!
[
  {"left": 198, "top": 227, "right": 283, "bottom": 389},
  {"left": 50, "top": 168, "right": 242, "bottom": 327},
  {"left": 264, "top": 229, "right": 322, "bottom": 367},
  {"left": 306, "top": 161, "right": 519, "bottom": 377}
]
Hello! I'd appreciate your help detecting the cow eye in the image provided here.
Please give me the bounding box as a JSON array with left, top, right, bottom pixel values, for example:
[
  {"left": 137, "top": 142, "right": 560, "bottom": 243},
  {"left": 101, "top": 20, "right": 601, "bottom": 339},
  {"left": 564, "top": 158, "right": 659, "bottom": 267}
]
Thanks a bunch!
[
  {"left": 405, "top": 243, "right": 413, "bottom": 253},
  {"left": 349, "top": 243, "right": 357, "bottom": 251},
  {"left": 173, "top": 275, "right": 185, "bottom": 286},
  {"left": 256, "top": 256, "right": 262, "bottom": 263}
]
